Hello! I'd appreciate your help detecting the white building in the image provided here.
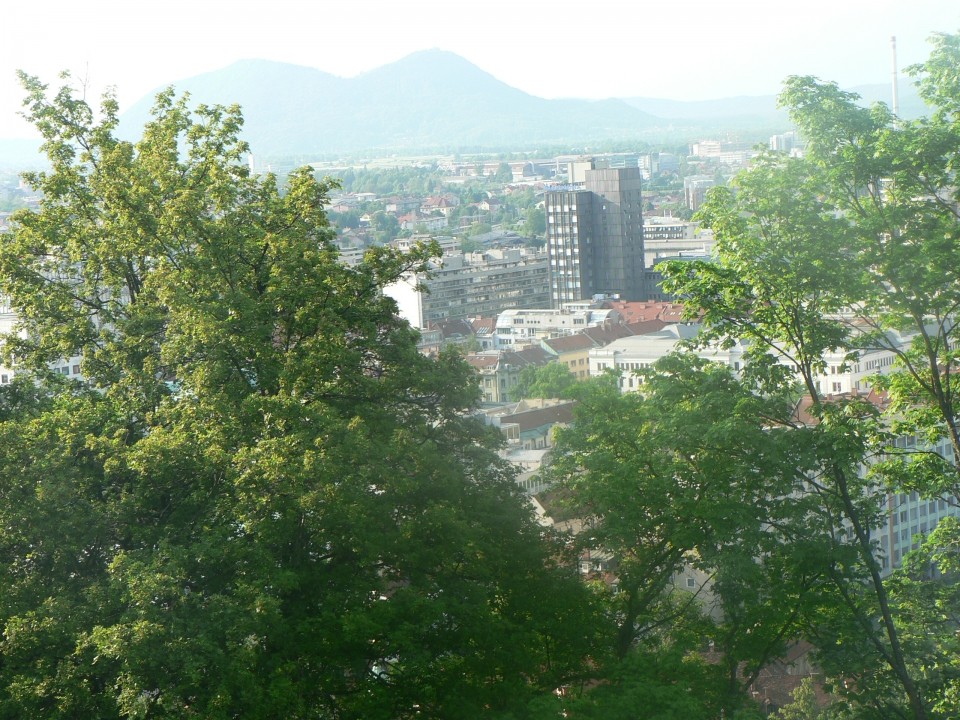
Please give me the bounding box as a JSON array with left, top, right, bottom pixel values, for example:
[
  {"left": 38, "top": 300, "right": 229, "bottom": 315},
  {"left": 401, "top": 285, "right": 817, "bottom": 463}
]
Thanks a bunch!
[
  {"left": 494, "top": 306, "right": 622, "bottom": 349},
  {"left": 588, "top": 323, "right": 747, "bottom": 392},
  {"left": 643, "top": 216, "right": 715, "bottom": 269},
  {"left": 0, "top": 296, "right": 84, "bottom": 386}
]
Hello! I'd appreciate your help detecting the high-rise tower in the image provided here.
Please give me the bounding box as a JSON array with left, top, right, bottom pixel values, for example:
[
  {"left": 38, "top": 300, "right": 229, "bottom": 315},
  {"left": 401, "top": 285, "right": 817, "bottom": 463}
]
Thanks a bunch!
[{"left": 545, "top": 163, "right": 645, "bottom": 307}]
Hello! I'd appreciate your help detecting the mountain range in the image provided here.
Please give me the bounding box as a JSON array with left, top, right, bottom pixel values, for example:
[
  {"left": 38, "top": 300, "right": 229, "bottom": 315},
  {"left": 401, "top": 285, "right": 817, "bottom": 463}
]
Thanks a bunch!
[
  {"left": 4, "top": 50, "right": 924, "bottom": 165},
  {"left": 116, "top": 51, "right": 671, "bottom": 159}
]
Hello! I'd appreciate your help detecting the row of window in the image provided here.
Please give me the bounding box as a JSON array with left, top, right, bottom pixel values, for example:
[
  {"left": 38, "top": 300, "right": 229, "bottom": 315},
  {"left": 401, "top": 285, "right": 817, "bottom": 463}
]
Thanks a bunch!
[{"left": 0, "top": 364, "right": 81, "bottom": 384}]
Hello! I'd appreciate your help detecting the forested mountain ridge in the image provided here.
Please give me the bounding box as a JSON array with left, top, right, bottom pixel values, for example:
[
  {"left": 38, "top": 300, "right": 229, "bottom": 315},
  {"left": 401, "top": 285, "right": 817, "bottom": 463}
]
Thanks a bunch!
[
  {"left": 7, "top": 51, "right": 920, "bottom": 166},
  {"left": 115, "top": 50, "right": 922, "bottom": 159},
  {"left": 117, "top": 50, "right": 661, "bottom": 157}
]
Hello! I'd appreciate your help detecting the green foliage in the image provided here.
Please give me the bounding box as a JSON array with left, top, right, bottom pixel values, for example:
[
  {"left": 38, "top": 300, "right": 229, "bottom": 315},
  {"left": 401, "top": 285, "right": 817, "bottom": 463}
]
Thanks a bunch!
[
  {"left": 522, "top": 206, "right": 546, "bottom": 239},
  {"left": 465, "top": 221, "right": 493, "bottom": 237},
  {"left": 334, "top": 165, "right": 445, "bottom": 196},
  {"left": 546, "top": 354, "right": 818, "bottom": 714},
  {"left": 563, "top": 643, "right": 729, "bottom": 720},
  {"left": 0, "top": 73, "right": 601, "bottom": 719},
  {"left": 773, "top": 678, "right": 827, "bottom": 720},
  {"left": 493, "top": 162, "right": 513, "bottom": 184},
  {"left": 779, "top": 40, "right": 960, "bottom": 490},
  {"left": 654, "top": 32, "right": 960, "bottom": 720},
  {"left": 512, "top": 362, "right": 576, "bottom": 400}
]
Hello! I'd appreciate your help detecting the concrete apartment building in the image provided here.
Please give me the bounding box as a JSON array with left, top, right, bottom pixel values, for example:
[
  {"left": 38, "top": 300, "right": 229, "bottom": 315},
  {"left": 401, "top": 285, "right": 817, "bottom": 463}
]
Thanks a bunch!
[
  {"left": 545, "top": 162, "right": 646, "bottom": 307},
  {"left": 386, "top": 245, "right": 550, "bottom": 328},
  {"left": 466, "top": 345, "right": 553, "bottom": 404}
]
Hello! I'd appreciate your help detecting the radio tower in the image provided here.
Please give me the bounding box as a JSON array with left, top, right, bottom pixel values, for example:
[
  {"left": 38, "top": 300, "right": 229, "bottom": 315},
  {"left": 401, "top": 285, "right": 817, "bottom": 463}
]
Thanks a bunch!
[{"left": 891, "top": 35, "right": 900, "bottom": 117}]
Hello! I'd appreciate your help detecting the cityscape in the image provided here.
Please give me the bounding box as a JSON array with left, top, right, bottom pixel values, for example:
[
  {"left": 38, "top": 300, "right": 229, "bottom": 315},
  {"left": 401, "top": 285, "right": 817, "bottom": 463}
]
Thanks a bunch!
[{"left": 0, "top": 5, "right": 959, "bottom": 720}]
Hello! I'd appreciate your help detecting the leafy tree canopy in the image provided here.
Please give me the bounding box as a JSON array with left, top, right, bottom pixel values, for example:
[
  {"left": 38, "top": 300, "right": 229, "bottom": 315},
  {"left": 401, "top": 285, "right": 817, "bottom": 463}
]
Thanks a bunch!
[
  {"left": 0, "top": 72, "right": 601, "bottom": 719},
  {"left": 513, "top": 362, "right": 576, "bottom": 400}
]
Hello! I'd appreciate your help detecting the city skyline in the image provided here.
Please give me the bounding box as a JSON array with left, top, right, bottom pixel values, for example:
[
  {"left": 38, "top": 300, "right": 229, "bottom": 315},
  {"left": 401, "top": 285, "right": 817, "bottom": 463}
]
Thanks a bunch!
[{"left": 2, "top": 0, "right": 957, "bottom": 139}]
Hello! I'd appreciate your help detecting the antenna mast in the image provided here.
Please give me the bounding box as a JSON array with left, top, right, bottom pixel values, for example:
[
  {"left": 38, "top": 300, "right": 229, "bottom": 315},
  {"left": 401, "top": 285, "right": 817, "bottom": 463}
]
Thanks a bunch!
[{"left": 891, "top": 35, "right": 900, "bottom": 117}]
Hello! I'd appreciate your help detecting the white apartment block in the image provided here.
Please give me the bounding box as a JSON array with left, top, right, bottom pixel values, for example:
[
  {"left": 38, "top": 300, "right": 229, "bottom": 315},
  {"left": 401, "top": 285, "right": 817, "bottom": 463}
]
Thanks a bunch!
[
  {"left": 0, "top": 297, "right": 84, "bottom": 385},
  {"left": 494, "top": 306, "right": 622, "bottom": 349}
]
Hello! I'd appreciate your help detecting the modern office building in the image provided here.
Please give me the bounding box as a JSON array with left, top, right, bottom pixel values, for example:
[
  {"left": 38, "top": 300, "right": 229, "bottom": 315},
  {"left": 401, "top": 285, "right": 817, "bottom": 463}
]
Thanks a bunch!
[{"left": 545, "top": 164, "right": 646, "bottom": 307}]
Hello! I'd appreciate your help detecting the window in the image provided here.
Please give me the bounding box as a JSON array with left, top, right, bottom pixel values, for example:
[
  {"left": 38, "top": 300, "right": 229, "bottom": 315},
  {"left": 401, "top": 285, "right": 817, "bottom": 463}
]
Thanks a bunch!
[{"left": 686, "top": 578, "right": 696, "bottom": 588}]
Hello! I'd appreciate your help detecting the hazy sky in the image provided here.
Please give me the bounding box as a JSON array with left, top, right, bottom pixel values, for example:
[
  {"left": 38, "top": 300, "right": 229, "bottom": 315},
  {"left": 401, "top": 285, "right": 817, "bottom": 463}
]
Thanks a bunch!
[{"left": 2, "top": 0, "right": 957, "bottom": 138}]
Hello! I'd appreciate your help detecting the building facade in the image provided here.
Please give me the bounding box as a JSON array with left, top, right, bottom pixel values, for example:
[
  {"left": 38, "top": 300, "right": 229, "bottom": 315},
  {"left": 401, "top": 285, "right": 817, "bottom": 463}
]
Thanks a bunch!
[
  {"left": 386, "top": 246, "right": 550, "bottom": 328},
  {"left": 494, "top": 306, "right": 622, "bottom": 348},
  {"left": 545, "top": 165, "right": 646, "bottom": 307}
]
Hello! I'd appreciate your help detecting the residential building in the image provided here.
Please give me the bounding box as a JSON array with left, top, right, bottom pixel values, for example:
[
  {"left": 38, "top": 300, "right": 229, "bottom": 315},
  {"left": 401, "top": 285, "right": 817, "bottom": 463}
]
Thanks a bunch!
[
  {"left": 0, "top": 296, "right": 83, "bottom": 386},
  {"left": 494, "top": 306, "right": 622, "bottom": 348},
  {"left": 588, "top": 323, "right": 747, "bottom": 392},
  {"left": 540, "top": 333, "right": 596, "bottom": 379},
  {"left": 465, "top": 346, "right": 552, "bottom": 404},
  {"left": 479, "top": 398, "right": 577, "bottom": 494},
  {"left": 386, "top": 246, "right": 550, "bottom": 328},
  {"left": 642, "top": 216, "right": 715, "bottom": 268},
  {"left": 792, "top": 390, "right": 960, "bottom": 574}
]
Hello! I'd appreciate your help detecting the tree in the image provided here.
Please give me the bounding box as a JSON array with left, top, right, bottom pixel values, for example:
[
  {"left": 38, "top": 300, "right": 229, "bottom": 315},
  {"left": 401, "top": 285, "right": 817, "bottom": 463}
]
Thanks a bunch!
[
  {"left": 0, "top": 73, "right": 601, "bottom": 719},
  {"left": 773, "top": 678, "right": 830, "bottom": 720},
  {"left": 522, "top": 207, "right": 546, "bottom": 239},
  {"left": 369, "top": 209, "right": 401, "bottom": 243},
  {"left": 660, "top": 154, "right": 931, "bottom": 720},
  {"left": 657, "top": 33, "right": 960, "bottom": 718},
  {"left": 512, "top": 362, "right": 576, "bottom": 400},
  {"left": 775, "top": 42, "right": 960, "bottom": 501},
  {"left": 493, "top": 162, "right": 513, "bottom": 184},
  {"left": 544, "top": 358, "right": 819, "bottom": 717},
  {"left": 879, "top": 516, "right": 960, "bottom": 720}
]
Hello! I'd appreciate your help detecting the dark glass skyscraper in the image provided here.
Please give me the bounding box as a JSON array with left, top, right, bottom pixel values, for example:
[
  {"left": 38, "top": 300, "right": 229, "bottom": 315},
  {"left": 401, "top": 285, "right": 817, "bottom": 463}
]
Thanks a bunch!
[{"left": 545, "top": 164, "right": 645, "bottom": 307}]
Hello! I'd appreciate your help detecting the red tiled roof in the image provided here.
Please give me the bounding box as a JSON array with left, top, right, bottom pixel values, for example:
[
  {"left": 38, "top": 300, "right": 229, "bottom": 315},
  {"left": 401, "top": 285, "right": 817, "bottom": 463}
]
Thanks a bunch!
[
  {"left": 600, "top": 300, "right": 695, "bottom": 324},
  {"left": 470, "top": 317, "right": 496, "bottom": 334},
  {"left": 625, "top": 319, "right": 669, "bottom": 336},
  {"left": 465, "top": 354, "right": 499, "bottom": 370},
  {"left": 791, "top": 388, "right": 890, "bottom": 425}
]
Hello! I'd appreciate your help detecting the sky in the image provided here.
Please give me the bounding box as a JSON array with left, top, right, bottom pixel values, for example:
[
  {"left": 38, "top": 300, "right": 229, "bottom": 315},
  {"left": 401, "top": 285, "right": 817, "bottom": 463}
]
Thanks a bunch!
[{"left": 2, "top": 0, "right": 958, "bottom": 138}]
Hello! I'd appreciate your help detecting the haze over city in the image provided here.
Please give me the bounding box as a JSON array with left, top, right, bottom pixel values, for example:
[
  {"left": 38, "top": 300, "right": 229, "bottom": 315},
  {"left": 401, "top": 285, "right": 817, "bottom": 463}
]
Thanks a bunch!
[{"left": 2, "top": 0, "right": 957, "bottom": 139}]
